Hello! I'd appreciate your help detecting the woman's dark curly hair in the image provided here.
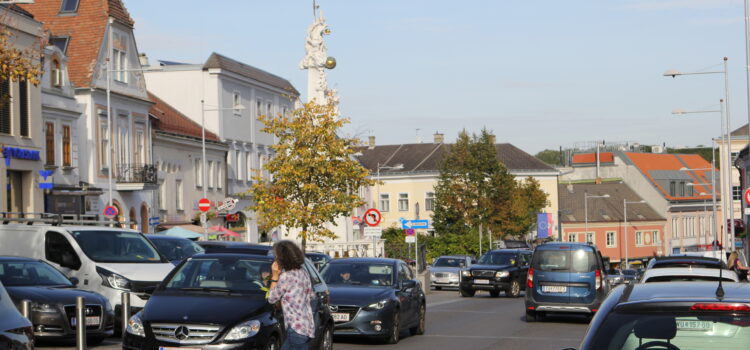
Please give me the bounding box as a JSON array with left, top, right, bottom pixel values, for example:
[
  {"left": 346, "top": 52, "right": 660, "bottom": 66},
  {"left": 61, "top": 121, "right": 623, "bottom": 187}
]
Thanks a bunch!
[{"left": 273, "top": 240, "right": 305, "bottom": 271}]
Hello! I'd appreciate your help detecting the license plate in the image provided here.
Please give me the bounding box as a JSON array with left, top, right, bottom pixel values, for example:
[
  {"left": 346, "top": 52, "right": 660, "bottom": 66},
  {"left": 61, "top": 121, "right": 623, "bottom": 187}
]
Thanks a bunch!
[
  {"left": 676, "top": 320, "right": 712, "bottom": 331},
  {"left": 473, "top": 279, "right": 490, "bottom": 284},
  {"left": 436, "top": 278, "right": 449, "bottom": 283},
  {"left": 332, "top": 312, "right": 350, "bottom": 322},
  {"left": 542, "top": 285, "right": 567, "bottom": 293},
  {"left": 70, "top": 316, "right": 100, "bottom": 326},
  {"left": 160, "top": 347, "right": 201, "bottom": 350}
]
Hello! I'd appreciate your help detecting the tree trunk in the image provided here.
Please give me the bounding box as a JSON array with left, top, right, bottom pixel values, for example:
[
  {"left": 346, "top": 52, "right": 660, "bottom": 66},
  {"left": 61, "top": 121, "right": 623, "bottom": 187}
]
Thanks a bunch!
[{"left": 301, "top": 225, "right": 307, "bottom": 252}]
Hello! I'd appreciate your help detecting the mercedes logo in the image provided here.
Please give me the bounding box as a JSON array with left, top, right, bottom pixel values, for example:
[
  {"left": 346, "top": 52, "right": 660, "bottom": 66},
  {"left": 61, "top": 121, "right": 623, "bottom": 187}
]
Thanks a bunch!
[
  {"left": 329, "top": 305, "right": 339, "bottom": 312},
  {"left": 174, "top": 326, "right": 190, "bottom": 340},
  {"left": 85, "top": 307, "right": 94, "bottom": 316}
]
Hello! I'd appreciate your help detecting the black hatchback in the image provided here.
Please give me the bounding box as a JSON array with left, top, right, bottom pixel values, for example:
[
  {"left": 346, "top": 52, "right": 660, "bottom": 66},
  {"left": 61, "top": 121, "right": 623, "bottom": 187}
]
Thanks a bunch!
[{"left": 123, "top": 253, "right": 333, "bottom": 350}]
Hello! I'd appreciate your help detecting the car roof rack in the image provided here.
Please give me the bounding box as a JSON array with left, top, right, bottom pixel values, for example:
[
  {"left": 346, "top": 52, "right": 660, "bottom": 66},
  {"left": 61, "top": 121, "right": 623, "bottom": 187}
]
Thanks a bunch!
[{"left": 0, "top": 212, "right": 136, "bottom": 227}]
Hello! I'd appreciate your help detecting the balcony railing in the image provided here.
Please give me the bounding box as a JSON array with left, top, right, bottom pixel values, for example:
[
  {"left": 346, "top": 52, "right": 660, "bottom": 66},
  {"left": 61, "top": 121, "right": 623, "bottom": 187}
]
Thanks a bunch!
[{"left": 116, "top": 163, "right": 157, "bottom": 184}]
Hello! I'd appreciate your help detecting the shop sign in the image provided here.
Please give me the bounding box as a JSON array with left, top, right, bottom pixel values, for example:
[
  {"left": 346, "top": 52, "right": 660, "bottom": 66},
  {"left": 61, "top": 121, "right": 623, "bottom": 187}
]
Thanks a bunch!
[{"left": 2, "top": 146, "right": 41, "bottom": 165}]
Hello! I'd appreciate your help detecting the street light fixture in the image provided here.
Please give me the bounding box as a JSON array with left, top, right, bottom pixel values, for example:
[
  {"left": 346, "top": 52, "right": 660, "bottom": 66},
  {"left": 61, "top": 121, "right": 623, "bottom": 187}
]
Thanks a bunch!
[
  {"left": 584, "top": 192, "right": 609, "bottom": 242},
  {"left": 623, "top": 199, "right": 646, "bottom": 269}
]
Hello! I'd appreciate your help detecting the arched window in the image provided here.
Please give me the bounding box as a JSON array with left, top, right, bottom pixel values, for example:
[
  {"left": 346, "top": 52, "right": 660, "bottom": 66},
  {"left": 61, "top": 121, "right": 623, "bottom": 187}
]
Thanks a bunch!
[{"left": 52, "top": 60, "right": 62, "bottom": 87}]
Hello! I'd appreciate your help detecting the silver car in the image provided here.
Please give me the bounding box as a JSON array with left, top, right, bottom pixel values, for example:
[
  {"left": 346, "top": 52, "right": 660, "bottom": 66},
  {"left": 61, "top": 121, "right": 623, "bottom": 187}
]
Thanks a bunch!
[{"left": 429, "top": 255, "right": 474, "bottom": 290}]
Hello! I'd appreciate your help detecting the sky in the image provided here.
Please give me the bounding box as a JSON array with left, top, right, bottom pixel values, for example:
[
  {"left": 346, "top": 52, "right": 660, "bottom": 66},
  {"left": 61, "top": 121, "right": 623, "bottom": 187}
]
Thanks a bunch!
[{"left": 126, "top": 0, "right": 750, "bottom": 154}]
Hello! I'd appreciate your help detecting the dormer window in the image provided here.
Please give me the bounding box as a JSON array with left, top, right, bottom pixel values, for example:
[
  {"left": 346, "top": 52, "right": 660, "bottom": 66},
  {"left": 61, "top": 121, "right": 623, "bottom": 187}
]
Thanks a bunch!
[
  {"left": 59, "top": 0, "right": 80, "bottom": 13},
  {"left": 52, "top": 60, "right": 63, "bottom": 88},
  {"left": 49, "top": 36, "right": 69, "bottom": 54}
]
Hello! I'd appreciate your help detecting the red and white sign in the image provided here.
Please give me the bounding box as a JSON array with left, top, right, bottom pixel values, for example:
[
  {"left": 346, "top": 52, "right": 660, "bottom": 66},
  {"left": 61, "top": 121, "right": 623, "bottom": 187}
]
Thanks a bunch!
[
  {"left": 352, "top": 216, "right": 362, "bottom": 225},
  {"left": 103, "top": 205, "right": 118, "bottom": 219},
  {"left": 744, "top": 188, "right": 750, "bottom": 206},
  {"left": 198, "top": 198, "right": 211, "bottom": 212},
  {"left": 363, "top": 208, "right": 382, "bottom": 227},
  {"left": 225, "top": 213, "right": 240, "bottom": 222},
  {"left": 405, "top": 229, "right": 415, "bottom": 236}
]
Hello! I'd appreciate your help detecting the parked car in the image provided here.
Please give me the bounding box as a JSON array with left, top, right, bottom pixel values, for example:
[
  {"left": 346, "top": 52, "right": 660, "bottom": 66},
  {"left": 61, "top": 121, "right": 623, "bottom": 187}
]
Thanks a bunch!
[
  {"left": 0, "top": 221, "right": 175, "bottom": 323},
  {"left": 146, "top": 235, "right": 204, "bottom": 265},
  {"left": 123, "top": 253, "right": 333, "bottom": 350},
  {"left": 306, "top": 251, "right": 332, "bottom": 270},
  {"left": 639, "top": 267, "right": 738, "bottom": 283},
  {"left": 524, "top": 242, "right": 610, "bottom": 322},
  {"left": 319, "top": 258, "right": 426, "bottom": 344},
  {"left": 606, "top": 269, "right": 624, "bottom": 286},
  {"left": 646, "top": 255, "right": 727, "bottom": 270},
  {"left": 0, "top": 280, "right": 33, "bottom": 350},
  {"left": 459, "top": 249, "right": 532, "bottom": 298},
  {"left": 620, "top": 268, "right": 640, "bottom": 283},
  {"left": 0, "top": 257, "right": 115, "bottom": 344},
  {"left": 429, "top": 255, "right": 474, "bottom": 290},
  {"left": 197, "top": 241, "right": 273, "bottom": 256},
  {"left": 571, "top": 282, "right": 750, "bottom": 349}
]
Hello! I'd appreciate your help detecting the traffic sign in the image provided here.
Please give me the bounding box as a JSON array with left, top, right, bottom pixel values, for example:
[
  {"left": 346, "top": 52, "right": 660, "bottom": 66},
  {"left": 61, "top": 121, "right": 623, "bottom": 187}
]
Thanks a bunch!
[
  {"left": 148, "top": 216, "right": 161, "bottom": 226},
  {"left": 364, "top": 227, "right": 383, "bottom": 238},
  {"left": 405, "top": 229, "right": 415, "bottom": 236},
  {"left": 217, "top": 197, "right": 238, "bottom": 212},
  {"left": 103, "top": 205, "right": 118, "bottom": 219},
  {"left": 744, "top": 188, "right": 750, "bottom": 206},
  {"left": 401, "top": 219, "right": 429, "bottom": 229},
  {"left": 405, "top": 236, "right": 416, "bottom": 243},
  {"left": 200, "top": 212, "right": 207, "bottom": 224},
  {"left": 363, "top": 208, "right": 382, "bottom": 227},
  {"left": 198, "top": 198, "right": 211, "bottom": 212}
]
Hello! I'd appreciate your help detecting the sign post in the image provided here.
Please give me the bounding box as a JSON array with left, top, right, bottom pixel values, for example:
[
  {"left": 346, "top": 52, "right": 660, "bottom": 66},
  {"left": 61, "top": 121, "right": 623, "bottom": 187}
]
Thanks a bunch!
[
  {"left": 198, "top": 198, "right": 211, "bottom": 240},
  {"left": 364, "top": 209, "right": 382, "bottom": 257}
]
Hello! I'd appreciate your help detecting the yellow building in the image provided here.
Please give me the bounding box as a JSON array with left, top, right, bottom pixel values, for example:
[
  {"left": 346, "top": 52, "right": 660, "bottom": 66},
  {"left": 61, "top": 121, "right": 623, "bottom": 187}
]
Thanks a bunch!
[{"left": 356, "top": 133, "right": 560, "bottom": 238}]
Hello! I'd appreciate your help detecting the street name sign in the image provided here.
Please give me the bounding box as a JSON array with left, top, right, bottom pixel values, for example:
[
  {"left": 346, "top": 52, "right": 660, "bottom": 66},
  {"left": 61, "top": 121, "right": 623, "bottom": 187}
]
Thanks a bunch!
[
  {"left": 401, "top": 219, "right": 429, "bottom": 229},
  {"left": 405, "top": 236, "right": 416, "bottom": 243}
]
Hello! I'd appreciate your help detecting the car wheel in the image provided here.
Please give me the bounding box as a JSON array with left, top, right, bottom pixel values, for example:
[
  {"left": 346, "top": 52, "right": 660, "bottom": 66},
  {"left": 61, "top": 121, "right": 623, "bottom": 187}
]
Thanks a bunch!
[
  {"left": 525, "top": 310, "right": 537, "bottom": 322},
  {"left": 435, "top": 286, "right": 442, "bottom": 291},
  {"left": 489, "top": 290, "right": 500, "bottom": 297},
  {"left": 459, "top": 288, "right": 475, "bottom": 297},
  {"left": 410, "top": 303, "right": 426, "bottom": 335},
  {"left": 266, "top": 335, "right": 280, "bottom": 350},
  {"left": 385, "top": 311, "right": 400, "bottom": 344},
  {"left": 506, "top": 280, "right": 521, "bottom": 298},
  {"left": 319, "top": 324, "right": 333, "bottom": 350}
]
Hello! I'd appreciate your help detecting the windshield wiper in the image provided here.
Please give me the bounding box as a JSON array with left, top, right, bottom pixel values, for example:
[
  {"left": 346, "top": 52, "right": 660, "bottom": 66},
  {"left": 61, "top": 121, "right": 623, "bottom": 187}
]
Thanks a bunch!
[{"left": 179, "top": 287, "right": 233, "bottom": 293}]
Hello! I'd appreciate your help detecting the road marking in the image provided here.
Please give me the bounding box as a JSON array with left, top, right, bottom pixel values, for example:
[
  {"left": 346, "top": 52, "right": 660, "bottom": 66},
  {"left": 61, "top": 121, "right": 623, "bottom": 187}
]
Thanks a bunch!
[
  {"left": 428, "top": 309, "right": 498, "bottom": 314},
  {"left": 424, "top": 334, "right": 581, "bottom": 342}
]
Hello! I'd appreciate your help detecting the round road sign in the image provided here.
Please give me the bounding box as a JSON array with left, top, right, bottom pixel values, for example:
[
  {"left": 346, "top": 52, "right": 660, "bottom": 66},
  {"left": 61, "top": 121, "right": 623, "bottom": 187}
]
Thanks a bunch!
[
  {"left": 198, "top": 198, "right": 211, "bottom": 212},
  {"left": 103, "top": 205, "right": 118, "bottom": 219},
  {"left": 364, "top": 208, "right": 382, "bottom": 227},
  {"left": 745, "top": 188, "right": 750, "bottom": 206}
]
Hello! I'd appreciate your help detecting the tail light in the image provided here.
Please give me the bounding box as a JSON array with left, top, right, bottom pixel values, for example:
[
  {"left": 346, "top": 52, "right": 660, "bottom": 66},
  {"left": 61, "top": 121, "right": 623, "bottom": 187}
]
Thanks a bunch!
[
  {"left": 527, "top": 267, "right": 534, "bottom": 289},
  {"left": 691, "top": 303, "right": 750, "bottom": 312},
  {"left": 595, "top": 269, "right": 602, "bottom": 290}
]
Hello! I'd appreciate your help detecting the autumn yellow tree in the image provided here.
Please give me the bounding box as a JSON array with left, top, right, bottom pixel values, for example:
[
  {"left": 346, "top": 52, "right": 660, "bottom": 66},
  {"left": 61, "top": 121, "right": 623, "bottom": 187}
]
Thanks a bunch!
[
  {"left": 0, "top": 21, "right": 42, "bottom": 100},
  {"left": 249, "top": 101, "right": 375, "bottom": 251}
]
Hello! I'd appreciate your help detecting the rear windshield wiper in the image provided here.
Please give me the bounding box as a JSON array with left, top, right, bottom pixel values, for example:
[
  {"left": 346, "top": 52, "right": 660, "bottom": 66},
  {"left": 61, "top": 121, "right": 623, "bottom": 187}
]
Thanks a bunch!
[{"left": 179, "top": 287, "right": 233, "bottom": 293}]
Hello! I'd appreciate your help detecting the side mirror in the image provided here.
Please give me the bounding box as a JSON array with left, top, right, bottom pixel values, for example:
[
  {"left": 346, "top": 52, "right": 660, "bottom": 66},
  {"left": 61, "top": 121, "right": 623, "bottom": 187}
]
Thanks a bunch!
[
  {"left": 69, "top": 277, "right": 79, "bottom": 286},
  {"left": 401, "top": 280, "right": 417, "bottom": 290}
]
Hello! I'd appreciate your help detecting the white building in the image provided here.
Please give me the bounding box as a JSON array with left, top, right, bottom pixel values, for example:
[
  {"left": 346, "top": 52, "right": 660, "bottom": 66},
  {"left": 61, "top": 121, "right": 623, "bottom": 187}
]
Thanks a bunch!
[{"left": 144, "top": 53, "right": 299, "bottom": 241}]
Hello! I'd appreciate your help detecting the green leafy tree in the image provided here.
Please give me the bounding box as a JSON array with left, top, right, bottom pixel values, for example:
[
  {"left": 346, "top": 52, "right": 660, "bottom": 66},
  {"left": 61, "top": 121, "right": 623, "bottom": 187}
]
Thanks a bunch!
[
  {"left": 249, "top": 101, "right": 376, "bottom": 251},
  {"left": 534, "top": 149, "right": 564, "bottom": 166}
]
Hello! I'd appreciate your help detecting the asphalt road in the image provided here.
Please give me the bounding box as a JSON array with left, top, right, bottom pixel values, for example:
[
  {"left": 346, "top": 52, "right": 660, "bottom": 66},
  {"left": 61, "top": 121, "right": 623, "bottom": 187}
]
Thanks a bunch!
[{"left": 36, "top": 289, "right": 589, "bottom": 350}]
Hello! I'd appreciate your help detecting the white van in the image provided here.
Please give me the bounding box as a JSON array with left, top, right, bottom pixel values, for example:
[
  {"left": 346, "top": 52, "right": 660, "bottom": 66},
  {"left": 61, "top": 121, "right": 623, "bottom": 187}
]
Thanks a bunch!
[{"left": 0, "top": 221, "right": 175, "bottom": 321}]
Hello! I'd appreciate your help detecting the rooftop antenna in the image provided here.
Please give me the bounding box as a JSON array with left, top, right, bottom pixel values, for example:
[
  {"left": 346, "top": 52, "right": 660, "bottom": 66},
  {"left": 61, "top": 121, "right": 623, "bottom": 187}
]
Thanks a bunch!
[
  {"left": 312, "top": 0, "right": 319, "bottom": 18},
  {"left": 716, "top": 238, "right": 725, "bottom": 300}
]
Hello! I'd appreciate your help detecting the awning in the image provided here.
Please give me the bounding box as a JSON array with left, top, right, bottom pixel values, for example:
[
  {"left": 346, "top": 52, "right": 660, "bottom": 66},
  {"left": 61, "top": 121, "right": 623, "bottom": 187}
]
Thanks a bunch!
[
  {"left": 157, "top": 226, "right": 203, "bottom": 239},
  {"left": 158, "top": 224, "right": 204, "bottom": 234}
]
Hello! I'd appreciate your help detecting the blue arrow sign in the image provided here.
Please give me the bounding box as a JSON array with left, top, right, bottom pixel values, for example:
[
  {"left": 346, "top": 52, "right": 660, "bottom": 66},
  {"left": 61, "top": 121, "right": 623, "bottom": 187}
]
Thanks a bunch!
[{"left": 401, "top": 219, "right": 429, "bottom": 229}]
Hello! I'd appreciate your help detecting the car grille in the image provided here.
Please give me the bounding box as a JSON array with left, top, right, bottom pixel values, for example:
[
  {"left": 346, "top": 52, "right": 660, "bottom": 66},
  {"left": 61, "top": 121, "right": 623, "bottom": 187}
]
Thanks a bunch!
[
  {"left": 64, "top": 304, "right": 102, "bottom": 330},
  {"left": 472, "top": 270, "right": 496, "bottom": 278},
  {"left": 150, "top": 323, "right": 221, "bottom": 345},
  {"left": 330, "top": 305, "right": 360, "bottom": 323},
  {"left": 434, "top": 272, "right": 448, "bottom": 278}
]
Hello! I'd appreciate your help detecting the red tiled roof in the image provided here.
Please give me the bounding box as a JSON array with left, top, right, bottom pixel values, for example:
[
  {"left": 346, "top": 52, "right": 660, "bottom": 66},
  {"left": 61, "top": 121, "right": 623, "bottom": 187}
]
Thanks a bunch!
[
  {"left": 148, "top": 92, "right": 220, "bottom": 142},
  {"left": 572, "top": 152, "right": 614, "bottom": 164},
  {"left": 624, "top": 152, "right": 715, "bottom": 201},
  {"left": 20, "top": 0, "right": 134, "bottom": 89}
]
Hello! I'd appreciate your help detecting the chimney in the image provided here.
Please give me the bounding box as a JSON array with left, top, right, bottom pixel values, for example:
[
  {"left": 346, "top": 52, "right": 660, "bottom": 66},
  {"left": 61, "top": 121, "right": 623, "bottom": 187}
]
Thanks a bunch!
[
  {"left": 433, "top": 132, "right": 444, "bottom": 144},
  {"left": 489, "top": 134, "right": 496, "bottom": 144},
  {"left": 368, "top": 136, "right": 376, "bottom": 149},
  {"left": 139, "top": 53, "right": 150, "bottom": 67}
]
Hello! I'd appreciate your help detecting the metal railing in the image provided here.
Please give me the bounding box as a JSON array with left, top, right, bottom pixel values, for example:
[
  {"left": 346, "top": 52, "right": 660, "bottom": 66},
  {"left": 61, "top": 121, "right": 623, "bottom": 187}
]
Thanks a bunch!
[
  {"left": 0, "top": 212, "right": 136, "bottom": 227},
  {"left": 115, "top": 163, "right": 157, "bottom": 184}
]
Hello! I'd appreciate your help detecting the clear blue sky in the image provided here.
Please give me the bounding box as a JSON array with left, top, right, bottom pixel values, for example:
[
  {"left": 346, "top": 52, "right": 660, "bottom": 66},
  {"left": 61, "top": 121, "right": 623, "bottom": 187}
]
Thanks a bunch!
[{"left": 127, "top": 0, "right": 748, "bottom": 154}]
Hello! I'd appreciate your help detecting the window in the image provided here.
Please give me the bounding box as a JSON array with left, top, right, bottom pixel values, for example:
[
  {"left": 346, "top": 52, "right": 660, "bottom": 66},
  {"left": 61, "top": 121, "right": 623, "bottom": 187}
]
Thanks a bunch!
[
  {"left": 62, "top": 125, "right": 71, "bottom": 166},
  {"left": 112, "top": 34, "right": 127, "bottom": 83},
  {"left": 59, "top": 0, "right": 79, "bottom": 13},
  {"left": 247, "top": 153, "right": 253, "bottom": 180},
  {"left": 398, "top": 193, "right": 409, "bottom": 211},
  {"left": 669, "top": 181, "right": 676, "bottom": 196},
  {"left": 256, "top": 99, "right": 262, "bottom": 117},
  {"left": 49, "top": 37, "right": 69, "bottom": 54},
  {"left": 606, "top": 232, "right": 616, "bottom": 248},
  {"left": 678, "top": 182, "right": 685, "bottom": 196},
  {"left": 568, "top": 233, "right": 576, "bottom": 242},
  {"left": 134, "top": 130, "right": 144, "bottom": 164},
  {"left": 195, "top": 159, "right": 203, "bottom": 188},
  {"left": 425, "top": 192, "right": 435, "bottom": 211},
  {"left": 208, "top": 161, "right": 214, "bottom": 189},
  {"left": 585, "top": 232, "right": 593, "bottom": 244},
  {"left": 733, "top": 186, "right": 742, "bottom": 201},
  {"left": 175, "top": 179, "right": 183, "bottom": 210},
  {"left": 233, "top": 92, "right": 241, "bottom": 115},
  {"left": 671, "top": 217, "right": 678, "bottom": 238},
  {"left": 44, "top": 231, "right": 81, "bottom": 270},
  {"left": 0, "top": 79, "right": 10, "bottom": 134},
  {"left": 267, "top": 102, "right": 273, "bottom": 117},
  {"left": 380, "top": 194, "right": 390, "bottom": 212},
  {"left": 236, "top": 151, "right": 242, "bottom": 180},
  {"left": 651, "top": 231, "right": 659, "bottom": 245},
  {"left": 19, "top": 80, "right": 28, "bottom": 137},
  {"left": 635, "top": 231, "right": 643, "bottom": 246},
  {"left": 217, "top": 162, "right": 223, "bottom": 189},
  {"left": 45, "top": 122, "right": 55, "bottom": 166},
  {"left": 686, "top": 217, "right": 695, "bottom": 238},
  {"left": 732, "top": 151, "right": 739, "bottom": 161},
  {"left": 99, "top": 121, "right": 109, "bottom": 170},
  {"left": 51, "top": 59, "right": 63, "bottom": 87},
  {"left": 158, "top": 182, "right": 166, "bottom": 211}
]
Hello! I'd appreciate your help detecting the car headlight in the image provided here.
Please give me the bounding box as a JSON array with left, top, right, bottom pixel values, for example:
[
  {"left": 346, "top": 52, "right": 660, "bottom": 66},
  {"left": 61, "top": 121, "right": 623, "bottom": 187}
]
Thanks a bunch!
[
  {"left": 31, "top": 303, "right": 57, "bottom": 313},
  {"left": 461, "top": 270, "right": 471, "bottom": 277},
  {"left": 96, "top": 267, "right": 131, "bottom": 290},
  {"left": 224, "top": 320, "right": 261, "bottom": 341},
  {"left": 126, "top": 312, "right": 145, "bottom": 337},
  {"left": 495, "top": 271, "right": 509, "bottom": 278},
  {"left": 365, "top": 300, "right": 389, "bottom": 310}
]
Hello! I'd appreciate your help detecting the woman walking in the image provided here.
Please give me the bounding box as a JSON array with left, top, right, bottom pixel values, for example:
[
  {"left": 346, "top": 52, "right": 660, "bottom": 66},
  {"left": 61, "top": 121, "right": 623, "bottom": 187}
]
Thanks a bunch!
[
  {"left": 267, "top": 240, "right": 315, "bottom": 349},
  {"left": 728, "top": 251, "right": 749, "bottom": 281}
]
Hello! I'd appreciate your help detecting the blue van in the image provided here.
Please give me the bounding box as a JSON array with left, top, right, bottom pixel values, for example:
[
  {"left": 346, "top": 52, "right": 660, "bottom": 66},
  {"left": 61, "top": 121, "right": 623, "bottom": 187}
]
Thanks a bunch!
[{"left": 524, "top": 242, "right": 609, "bottom": 322}]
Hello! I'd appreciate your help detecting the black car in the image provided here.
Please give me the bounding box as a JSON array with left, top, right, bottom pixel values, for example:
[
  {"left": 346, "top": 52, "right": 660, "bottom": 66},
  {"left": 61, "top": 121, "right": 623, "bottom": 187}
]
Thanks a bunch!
[
  {"left": 306, "top": 252, "right": 332, "bottom": 270},
  {"left": 0, "top": 257, "right": 114, "bottom": 344},
  {"left": 570, "top": 281, "right": 750, "bottom": 349},
  {"left": 197, "top": 241, "right": 273, "bottom": 256},
  {"left": 0, "top": 280, "right": 33, "bottom": 350},
  {"left": 459, "top": 249, "right": 532, "bottom": 298},
  {"left": 123, "top": 253, "right": 333, "bottom": 350},
  {"left": 320, "top": 258, "right": 426, "bottom": 344},
  {"left": 146, "top": 235, "right": 205, "bottom": 265}
]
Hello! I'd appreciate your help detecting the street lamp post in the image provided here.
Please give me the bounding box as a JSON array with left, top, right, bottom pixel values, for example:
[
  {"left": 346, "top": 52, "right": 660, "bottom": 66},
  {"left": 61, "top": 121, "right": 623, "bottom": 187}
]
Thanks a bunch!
[
  {"left": 623, "top": 199, "right": 646, "bottom": 269},
  {"left": 376, "top": 162, "right": 403, "bottom": 257},
  {"left": 584, "top": 192, "right": 609, "bottom": 243}
]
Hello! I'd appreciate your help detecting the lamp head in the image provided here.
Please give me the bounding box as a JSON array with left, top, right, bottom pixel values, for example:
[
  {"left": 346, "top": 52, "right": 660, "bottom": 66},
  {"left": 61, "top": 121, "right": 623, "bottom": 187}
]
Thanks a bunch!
[
  {"left": 663, "top": 69, "right": 680, "bottom": 78},
  {"left": 671, "top": 108, "right": 686, "bottom": 115}
]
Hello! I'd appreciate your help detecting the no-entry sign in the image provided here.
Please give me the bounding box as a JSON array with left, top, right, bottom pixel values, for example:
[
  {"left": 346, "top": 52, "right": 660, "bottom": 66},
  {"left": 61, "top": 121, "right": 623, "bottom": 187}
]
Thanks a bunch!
[{"left": 198, "top": 198, "right": 211, "bottom": 212}]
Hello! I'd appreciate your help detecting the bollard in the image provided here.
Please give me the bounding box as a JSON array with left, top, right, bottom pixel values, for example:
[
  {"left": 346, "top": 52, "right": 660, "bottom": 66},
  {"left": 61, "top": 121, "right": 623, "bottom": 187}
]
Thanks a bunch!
[
  {"left": 121, "top": 292, "right": 130, "bottom": 339},
  {"left": 75, "top": 296, "right": 86, "bottom": 350},
  {"left": 21, "top": 299, "right": 31, "bottom": 319}
]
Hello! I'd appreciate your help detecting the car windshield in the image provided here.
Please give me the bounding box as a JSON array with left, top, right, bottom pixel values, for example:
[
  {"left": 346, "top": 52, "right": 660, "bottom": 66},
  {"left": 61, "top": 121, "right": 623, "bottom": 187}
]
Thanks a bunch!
[
  {"left": 151, "top": 238, "right": 204, "bottom": 262},
  {"left": 0, "top": 261, "right": 72, "bottom": 287},
  {"left": 586, "top": 312, "right": 750, "bottom": 349},
  {"left": 306, "top": 254, "right": 330, "bottom": 263},
  {"left": 163, "top": 257, "right": 272, "bottom": 294},
  {"left": 72, "top": 230, "right": 163, "bottom": 263},
  {"left": 532, "top": 249, "right": 597, "bottom": 273},
  {"left": 434, "top": 258, "right": 465, "bottom": 267},
  {"left": 477, "top": 253, "right": 516, "bottom": 266},
  {"left": 320, "top": 263, "right": 394, "bottom": 287},
  {"left": 644, "top": 275, "right": 735, "bottom": 283}
]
